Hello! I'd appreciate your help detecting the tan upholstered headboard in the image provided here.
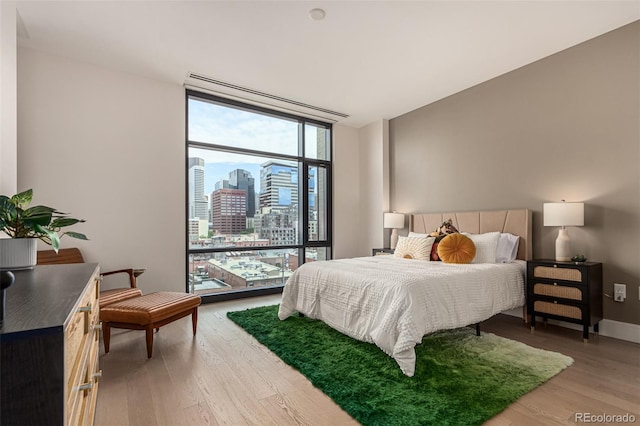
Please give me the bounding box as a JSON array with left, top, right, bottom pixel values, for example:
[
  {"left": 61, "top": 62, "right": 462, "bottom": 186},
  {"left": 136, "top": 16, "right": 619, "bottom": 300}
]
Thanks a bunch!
[{"left": 410, "top": 209, "right": 532, "bottom": 260}]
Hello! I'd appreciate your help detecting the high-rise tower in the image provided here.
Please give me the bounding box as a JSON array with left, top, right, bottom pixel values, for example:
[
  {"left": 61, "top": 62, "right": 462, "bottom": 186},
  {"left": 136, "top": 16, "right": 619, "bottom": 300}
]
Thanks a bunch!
[
  {"left": 188, "top": 157, "right": 208, "bottom": 220},
  {"left": 259, "top": 160, "right": 298, "bottom": 213},
  {"left": 229, "top": 169, "right": 255, "bottom": 217}
]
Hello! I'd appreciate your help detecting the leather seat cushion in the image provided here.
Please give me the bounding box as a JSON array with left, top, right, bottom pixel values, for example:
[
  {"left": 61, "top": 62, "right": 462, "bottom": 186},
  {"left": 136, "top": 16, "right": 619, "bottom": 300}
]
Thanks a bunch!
[
  {"left": 99, "top": 288, "right": 143, "bottom": 307},
  {"left": 100, "top": 291, "right": 201, "bottom": 325}
]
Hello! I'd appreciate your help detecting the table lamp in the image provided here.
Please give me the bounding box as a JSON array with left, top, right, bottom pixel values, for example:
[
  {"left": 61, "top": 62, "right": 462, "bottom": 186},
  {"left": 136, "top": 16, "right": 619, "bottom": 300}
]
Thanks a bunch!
[
  {"left": 384, "top": 212, "right": 405, "bottom": 250},
  {"left": 543, "top": 201, "right": 584, "bottom": 261}
]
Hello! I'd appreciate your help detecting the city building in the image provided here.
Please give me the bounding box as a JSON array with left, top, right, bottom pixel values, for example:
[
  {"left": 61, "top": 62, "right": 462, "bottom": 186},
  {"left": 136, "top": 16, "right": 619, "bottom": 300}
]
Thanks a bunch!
[
  {"left": 229, "top": 169, "right": 256, "bottom": 217},
  {"left": 254, "top": 209, "right": 298, "bottom": 246},
  {"left": 206, "top": 256, "right": 293, "bottom": 289},
  {"left": 211, "top": 188, "right": 247, "bottom": 234},
  {"left": 188, "top": 157, "right": 208, "bottom": 221},
  {"left": 259, "top": 160, "right": 298, "bottom": 214},
  {"left": 188, "top": 218, "right": 208, "bottom": 242},
  {"left": 256, "top": 160, "right": 299, "bottom": 245}
]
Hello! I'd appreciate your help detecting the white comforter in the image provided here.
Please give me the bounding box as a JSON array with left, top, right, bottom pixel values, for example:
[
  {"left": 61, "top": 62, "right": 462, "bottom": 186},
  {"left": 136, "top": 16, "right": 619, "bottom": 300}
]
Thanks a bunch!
[{"left": 278, "top": 256, "right": 525, "bottom": 376}]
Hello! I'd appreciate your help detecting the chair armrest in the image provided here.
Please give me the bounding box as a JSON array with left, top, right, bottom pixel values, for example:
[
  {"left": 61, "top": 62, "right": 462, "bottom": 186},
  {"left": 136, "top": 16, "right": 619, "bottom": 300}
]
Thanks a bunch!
[{"left": 101, "top": 268, "right": 146, "bottom": 288}]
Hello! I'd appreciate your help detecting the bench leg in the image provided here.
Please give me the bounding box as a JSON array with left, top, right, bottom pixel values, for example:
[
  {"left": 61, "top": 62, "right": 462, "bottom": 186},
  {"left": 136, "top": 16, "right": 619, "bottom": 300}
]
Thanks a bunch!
[
  {"left": 192, "top": 308, "right": 198, "bottom": 335},
  {"left": 103, "top": 322, "right": 111, "bottom": 353},
  {"left": 146, "top": 325, "right": 154, "bottom": 358}
]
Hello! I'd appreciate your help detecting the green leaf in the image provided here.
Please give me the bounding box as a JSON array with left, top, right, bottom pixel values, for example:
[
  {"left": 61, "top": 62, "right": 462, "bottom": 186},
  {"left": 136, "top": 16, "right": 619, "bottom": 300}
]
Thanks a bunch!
[
  {"left": 23, "top": 212, "right": 54, "bottom": 227},
  {"left": 63, "top": 231, "right": 89, "bottom": 240},
  {"left": 0, "top": 195, "right": 11, "bottom": 209},
  {"left": 0, "top": 197, "right": 18, "bottom": 234},
  {"left": 32, "top": 223, "right": 50, "bottom": 236},
  {"left": 23, "top": 205, "right": 56, "bottom": 217},
  {"left": 50, "top": 217, "right": 84, "bottom": 228},
  {"left": 10, "top": 189, "right": 33, "bottom": 208},
  {"left": 49, "top": 232, "right": 61, "bottom": 252}
]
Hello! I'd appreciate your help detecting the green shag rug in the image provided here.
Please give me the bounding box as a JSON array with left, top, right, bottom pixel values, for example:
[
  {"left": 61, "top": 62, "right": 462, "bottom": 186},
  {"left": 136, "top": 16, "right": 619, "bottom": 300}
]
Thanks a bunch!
[{"left": 227, "top": 305, "right": 573, "bottom": 426}]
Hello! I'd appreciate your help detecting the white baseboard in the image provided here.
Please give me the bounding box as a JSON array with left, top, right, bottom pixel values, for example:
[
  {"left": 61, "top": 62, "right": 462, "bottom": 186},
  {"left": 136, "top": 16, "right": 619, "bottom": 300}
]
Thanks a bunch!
[
  {"left": 501, "top": 309, "right": 640, "bottom": 344},
  {"left": 598, "top": 319, "right": 640, "bottom": 344}
]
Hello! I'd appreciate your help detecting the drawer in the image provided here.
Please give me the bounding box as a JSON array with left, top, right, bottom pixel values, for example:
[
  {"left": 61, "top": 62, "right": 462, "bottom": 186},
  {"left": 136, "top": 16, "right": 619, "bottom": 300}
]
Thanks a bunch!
[
  {"left": 534, "top": 300, "right": 583, "bottom": 320},
  {"left": 68, "top": 327, "right": 100, "bottom": 426},
  {"left": 533, "top": 283, "right": 583, "bottom": 301},
  {"left": 81, "top": 340, "right": 101, "bottom": 426},
  {"left": 65, "top": 280, "right": 96, "bottom": 396},
  {"left": 67, "top": 347, "right": 90, "bottom": 426},
  {"left": 65, "top": 269, "right": 100, "bottom": 424},
  {"left": 533, "top": 265, "right": 582, "bottom": 282}
]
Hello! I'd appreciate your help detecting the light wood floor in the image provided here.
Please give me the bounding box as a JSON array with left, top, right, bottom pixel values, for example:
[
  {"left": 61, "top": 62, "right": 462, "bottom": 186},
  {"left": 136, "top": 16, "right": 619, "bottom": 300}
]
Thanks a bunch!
[{"left": 95, "top": 295, "right": 640, "bottom": 425}]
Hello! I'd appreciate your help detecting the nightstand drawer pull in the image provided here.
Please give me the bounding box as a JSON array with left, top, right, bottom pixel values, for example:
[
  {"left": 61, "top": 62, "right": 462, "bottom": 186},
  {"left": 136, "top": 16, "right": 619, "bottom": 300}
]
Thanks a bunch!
[
  {"left": 533, "top": 266, "right": 582, "bottom": 282},
  {"left": 534, "top": 301, "right": 582, "bottom": 320},
  {"left": 533, "top": 283, "right": 582, "bottom": 300}
]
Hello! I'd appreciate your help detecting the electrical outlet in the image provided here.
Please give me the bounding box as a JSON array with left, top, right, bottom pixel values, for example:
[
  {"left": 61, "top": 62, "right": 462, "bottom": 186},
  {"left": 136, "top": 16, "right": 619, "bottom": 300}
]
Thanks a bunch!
[{"left": 614, "top": 283, "right": 626, "bottom": 302}]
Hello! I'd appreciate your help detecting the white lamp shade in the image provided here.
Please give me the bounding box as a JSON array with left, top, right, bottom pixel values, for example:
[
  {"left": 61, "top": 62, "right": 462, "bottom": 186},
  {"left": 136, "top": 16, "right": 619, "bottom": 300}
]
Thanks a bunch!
[
  {"left": 383, "top": 212, "right": 405, "bottom": 229},
  {"left": 543, "top": 202, "right": 584, "bottom": 227}
]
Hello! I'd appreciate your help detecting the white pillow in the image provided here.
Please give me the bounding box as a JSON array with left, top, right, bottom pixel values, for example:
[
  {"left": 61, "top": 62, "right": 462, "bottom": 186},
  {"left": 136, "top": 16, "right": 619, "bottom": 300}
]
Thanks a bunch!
[
  {"left": 394, "top": 236, "right": 435, "bottom": 260},
  {"left": 496, "top": 233, "right": 520, "bottom": 263},
  {"left": 408, "top": 231, "right": 431, "bottom": 238},
  {"left": 462, "top": 232, "right": 501, "bottom": 263}
]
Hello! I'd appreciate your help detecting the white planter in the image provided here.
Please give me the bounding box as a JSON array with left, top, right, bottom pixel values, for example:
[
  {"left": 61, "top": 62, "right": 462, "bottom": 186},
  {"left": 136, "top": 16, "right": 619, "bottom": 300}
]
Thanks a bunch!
[{"left": 0, "top": 238, "right": 38, "bottom": 270}]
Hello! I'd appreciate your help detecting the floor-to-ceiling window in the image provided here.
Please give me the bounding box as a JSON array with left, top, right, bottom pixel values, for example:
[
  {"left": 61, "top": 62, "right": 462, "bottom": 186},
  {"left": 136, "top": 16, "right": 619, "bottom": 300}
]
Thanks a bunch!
[{"left": 186, "top": 90, "right": 332, "bottom": 300}]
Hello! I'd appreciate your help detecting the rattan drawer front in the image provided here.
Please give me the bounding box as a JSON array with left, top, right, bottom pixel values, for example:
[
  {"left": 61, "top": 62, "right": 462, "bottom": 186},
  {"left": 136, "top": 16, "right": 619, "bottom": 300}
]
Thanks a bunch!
[
  {"left": 533, "top": 283, "right": 582, "bottom": 301},
  {"left": 533, "top": 266, "right": 582, "bottom": 282},
  {"left": 534, "top": 301, "right": 583, "bottom": 320}
]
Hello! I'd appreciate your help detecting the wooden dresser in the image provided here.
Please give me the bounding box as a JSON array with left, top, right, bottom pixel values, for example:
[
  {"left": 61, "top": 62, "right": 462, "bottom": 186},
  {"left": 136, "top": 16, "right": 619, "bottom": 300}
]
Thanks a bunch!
[{"left": 0, "top": 263, "right": 101, "bottom": 425}]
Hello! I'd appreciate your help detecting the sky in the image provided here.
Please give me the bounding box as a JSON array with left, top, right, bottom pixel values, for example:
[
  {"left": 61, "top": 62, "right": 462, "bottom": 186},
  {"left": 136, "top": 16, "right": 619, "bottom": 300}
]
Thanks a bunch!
[
  {"left": 188, "top": 97, "right": 299, "bottom": 157},
  {"left": 188, "top": 96, "right": 324, "bottom": 196},
  {"left": 188, "top": 97, "right": 298, "bottom": 194}
]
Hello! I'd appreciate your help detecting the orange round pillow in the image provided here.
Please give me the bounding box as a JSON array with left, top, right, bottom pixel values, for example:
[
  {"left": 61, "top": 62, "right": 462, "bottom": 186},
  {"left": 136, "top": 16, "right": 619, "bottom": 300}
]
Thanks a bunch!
[{"left": 437, "top": 233, "right": 476, "bottom": 264}]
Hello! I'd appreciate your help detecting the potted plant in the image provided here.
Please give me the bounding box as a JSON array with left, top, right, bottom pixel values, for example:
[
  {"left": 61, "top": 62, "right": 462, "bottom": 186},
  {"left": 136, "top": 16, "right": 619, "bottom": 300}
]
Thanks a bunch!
[{"left": 0, "top": 189, "right": 88, "bottom": 270}]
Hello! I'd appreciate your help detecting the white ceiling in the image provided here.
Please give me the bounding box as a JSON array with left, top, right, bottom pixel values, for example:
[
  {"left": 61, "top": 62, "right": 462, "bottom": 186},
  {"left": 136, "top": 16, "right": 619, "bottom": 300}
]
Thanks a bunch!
[{"left": 15, "top": 1, "right": 640, "bottom": 128}]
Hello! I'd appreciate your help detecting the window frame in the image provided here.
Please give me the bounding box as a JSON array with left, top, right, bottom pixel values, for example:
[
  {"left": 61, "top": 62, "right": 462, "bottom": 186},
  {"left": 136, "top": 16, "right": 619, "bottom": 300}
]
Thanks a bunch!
[{"left": 185, "top": 89, "right": 333, "bottom": 301}]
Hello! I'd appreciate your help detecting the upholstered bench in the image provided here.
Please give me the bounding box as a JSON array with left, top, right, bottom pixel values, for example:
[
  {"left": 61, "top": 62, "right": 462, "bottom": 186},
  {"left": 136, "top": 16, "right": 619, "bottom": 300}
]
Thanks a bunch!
[{"left": 100, "top": 291, "right": 202, "bottom": 358}]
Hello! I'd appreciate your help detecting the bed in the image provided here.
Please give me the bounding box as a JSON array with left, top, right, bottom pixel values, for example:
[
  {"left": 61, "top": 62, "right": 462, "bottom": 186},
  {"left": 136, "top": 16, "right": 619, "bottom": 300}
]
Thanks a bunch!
[{"left": 278, "top": 209, "right": 532, "bottom": 376}]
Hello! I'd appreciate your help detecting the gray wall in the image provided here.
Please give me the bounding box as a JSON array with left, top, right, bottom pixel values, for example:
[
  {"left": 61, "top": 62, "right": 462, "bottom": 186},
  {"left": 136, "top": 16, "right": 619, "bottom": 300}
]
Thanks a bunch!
[{"left": 390, "top": 21, "right": 639, "bottom": 325}]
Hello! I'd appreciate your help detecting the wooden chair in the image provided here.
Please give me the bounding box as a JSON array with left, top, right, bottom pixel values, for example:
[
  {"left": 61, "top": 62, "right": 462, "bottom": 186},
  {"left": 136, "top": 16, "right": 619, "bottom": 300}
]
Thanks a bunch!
[{"left": 37, "top": 248, "right": 144, "bottom": 307}]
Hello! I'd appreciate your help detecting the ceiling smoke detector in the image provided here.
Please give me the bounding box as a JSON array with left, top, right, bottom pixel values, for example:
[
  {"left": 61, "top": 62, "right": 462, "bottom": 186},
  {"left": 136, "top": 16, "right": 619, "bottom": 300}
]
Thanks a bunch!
[{"left": 309, "top": 8, "right": 326, "bottom": 21}]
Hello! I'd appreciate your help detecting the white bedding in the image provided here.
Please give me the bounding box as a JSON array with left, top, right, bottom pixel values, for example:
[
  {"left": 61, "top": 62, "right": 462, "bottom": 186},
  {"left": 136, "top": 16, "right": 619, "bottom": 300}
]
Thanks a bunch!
[{"left": 278, "top": 256, "right": 525, "bottom": 376}]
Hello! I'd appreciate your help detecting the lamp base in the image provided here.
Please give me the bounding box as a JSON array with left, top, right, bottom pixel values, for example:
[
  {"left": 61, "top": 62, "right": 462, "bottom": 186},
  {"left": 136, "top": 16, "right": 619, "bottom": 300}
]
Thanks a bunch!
[
  {"left": 555, "top": 228, "right": 571, "bottom": 262},
  {"left": 390, "top": 229, "right": 399, "bottom": 250}
]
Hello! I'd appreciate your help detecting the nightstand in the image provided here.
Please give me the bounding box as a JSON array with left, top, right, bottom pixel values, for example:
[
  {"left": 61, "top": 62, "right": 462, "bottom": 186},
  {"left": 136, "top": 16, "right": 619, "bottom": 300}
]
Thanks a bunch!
[
  {"left": 527, "top": 259, "right": 603, "bottom": 342},
  {"left": 372, "top": 248, "right": 394, "bottom": 256}
]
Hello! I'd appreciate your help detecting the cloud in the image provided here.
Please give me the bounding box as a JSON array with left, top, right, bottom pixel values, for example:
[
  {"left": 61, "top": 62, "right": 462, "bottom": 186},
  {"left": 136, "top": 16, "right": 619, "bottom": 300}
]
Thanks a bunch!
[{"left": 188, "top": 98, "right": 299, "bottom": 159}]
